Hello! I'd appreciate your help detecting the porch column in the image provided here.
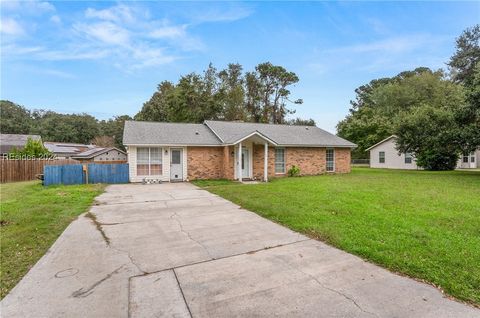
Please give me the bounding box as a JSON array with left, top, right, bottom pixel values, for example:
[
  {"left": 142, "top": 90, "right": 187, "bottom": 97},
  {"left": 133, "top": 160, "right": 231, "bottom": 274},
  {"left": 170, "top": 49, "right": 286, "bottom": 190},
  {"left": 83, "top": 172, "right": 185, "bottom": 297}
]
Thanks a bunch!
[
  {"left": 264, "top": 142, "right": 268, "bottom": 182},
  {"left": 238, "top": 142, "right": 242, "bottom": 181}
]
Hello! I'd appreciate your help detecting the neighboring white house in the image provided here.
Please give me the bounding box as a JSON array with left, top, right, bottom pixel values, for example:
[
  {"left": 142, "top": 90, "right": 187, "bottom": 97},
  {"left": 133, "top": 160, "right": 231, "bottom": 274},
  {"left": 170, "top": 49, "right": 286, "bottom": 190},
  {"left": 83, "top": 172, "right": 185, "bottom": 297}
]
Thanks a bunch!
[{"left": 366, "top": 135, "right": 479, "bottom": 170}]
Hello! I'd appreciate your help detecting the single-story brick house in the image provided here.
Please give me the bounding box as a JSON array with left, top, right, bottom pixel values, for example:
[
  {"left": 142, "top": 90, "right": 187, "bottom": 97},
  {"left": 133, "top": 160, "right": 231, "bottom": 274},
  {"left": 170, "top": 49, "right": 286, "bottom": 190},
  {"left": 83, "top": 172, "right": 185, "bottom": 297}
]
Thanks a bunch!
[{"left": 123, "top": 120, "right": 356, "bottom": 182}]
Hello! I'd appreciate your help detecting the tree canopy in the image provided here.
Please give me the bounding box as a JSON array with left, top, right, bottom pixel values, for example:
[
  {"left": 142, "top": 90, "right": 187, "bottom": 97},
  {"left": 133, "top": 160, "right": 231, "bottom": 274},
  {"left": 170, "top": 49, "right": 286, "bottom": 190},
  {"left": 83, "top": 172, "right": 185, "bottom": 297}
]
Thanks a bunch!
[
  {"left": 0, "top": 100, "right": 131, "bottom": 149},
  {"left": 135, "top": 62, "right": 311, "bottom": 125},
  {"left": 337, "top": 24, "right": 480, "bottom": 170}
]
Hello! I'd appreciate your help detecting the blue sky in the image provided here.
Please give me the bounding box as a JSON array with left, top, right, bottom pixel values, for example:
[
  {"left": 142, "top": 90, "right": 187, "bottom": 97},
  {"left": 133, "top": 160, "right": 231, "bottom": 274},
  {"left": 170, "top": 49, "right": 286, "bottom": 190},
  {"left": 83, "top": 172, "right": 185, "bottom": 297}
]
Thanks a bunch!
[{"left": 1, "top": 1, "right": 479, "bottom": 132}]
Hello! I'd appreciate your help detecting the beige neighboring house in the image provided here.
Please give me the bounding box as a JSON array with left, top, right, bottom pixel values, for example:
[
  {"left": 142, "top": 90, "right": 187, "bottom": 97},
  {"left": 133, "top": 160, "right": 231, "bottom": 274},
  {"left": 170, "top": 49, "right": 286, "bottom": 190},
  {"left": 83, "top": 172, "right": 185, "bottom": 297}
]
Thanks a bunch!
[
  {"left": 367, "top": 135, "right": 479, "bottom": 170},
  {"left": 123, "top": 120, "right": 357, "bottom": 183}
]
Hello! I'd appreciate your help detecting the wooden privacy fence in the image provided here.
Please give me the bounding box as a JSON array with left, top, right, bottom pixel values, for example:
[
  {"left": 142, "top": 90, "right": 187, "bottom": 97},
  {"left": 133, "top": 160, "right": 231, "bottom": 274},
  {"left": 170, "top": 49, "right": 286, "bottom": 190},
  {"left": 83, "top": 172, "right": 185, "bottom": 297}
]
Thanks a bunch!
[
  {"left": 44, "top": 163, "right": 129, "bottom": 186},
  {"left": 0, "top": 159, "right": 79, "bottom": 183}
]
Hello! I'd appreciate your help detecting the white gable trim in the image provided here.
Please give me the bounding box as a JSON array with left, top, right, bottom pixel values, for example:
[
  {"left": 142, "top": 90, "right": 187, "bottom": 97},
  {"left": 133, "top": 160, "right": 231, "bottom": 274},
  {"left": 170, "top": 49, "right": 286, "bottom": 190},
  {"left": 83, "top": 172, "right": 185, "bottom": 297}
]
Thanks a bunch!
[
  {"left": 229, "top": 131, "right": 278, "bottom": 146},
  {"left": 365, "top": 135, "right": 397, "bottom": 151}
]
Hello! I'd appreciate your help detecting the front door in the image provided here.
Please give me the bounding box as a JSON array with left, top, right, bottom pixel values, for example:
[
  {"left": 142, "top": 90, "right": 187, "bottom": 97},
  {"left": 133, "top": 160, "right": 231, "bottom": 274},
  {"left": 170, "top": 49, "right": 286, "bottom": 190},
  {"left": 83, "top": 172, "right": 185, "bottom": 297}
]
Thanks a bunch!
[
  {"left": 241, "top": 148, "right": 250, "bottom": 178},
  {"left": 170, "top": 148, "right": 183, "bottom": 181}
]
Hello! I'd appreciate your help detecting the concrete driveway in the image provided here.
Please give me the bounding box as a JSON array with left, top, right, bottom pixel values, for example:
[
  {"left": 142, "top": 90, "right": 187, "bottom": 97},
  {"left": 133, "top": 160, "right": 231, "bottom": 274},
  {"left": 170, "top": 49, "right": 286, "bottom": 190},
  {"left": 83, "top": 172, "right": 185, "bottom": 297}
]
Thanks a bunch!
[{"left": 1, "top": 183, "right": 478, "bottom": 317}]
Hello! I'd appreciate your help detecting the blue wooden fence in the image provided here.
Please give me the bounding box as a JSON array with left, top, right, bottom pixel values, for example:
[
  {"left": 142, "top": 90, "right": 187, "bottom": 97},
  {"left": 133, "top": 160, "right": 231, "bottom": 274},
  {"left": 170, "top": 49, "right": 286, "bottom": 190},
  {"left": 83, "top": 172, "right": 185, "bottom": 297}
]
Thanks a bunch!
[
  {"left": 87, "top": 164, "right": 129, "bottom": 184},
  {"left": 44, "top": 163, "right": 129, "bottom": 186}
]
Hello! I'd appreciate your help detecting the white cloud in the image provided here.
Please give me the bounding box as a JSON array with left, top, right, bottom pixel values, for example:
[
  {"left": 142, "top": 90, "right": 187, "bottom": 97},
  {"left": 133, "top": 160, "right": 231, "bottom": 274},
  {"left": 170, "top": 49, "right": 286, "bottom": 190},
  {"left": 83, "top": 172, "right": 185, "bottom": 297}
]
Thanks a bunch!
[
  {"left": 0, "top": 17, "right": 25, "bottom": 36},
  {"left": 40, "top": 68, "right": 77, "bottom": 79},
  {"left": 149, "top": 25, "right": 187, "bottom": 39},
  {"left": 50, "top": 15, "right": 61, "bottom": 24},
  {"left": 74, "top": 21, "right": 130, "bottom": 46},
  {"left": 85, "top": 4, "right": 147, "bottom": 24},
  {"left": 1, "top": 0, "right": 55, "bottom": 14},
  {"left": 1, "top": 2, "right": 251, "bottom": 71},
  {"left": 191, "top": 5, "right": 253, "bottom": 23}
]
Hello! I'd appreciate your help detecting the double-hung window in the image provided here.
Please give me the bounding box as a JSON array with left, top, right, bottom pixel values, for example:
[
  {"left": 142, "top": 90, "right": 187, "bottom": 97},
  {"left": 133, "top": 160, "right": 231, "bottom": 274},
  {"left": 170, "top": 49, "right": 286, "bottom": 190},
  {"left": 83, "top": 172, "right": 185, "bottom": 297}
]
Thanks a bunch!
[
  {"left": 379, "top": 151, "right": 385, "bottom": 163},
  {"left": 463, "top": 153, "right": 469, "bottom": 163},
  {"left": 137, "top": 147, "right": 163, "bottom": 176},
  {"left": 404, "top": 152, "right": 412, "bottom": 164},
  {"left": 326, "top": 148, "right": 335, "bottom": 172},
  {"left": 275, "top": 148, "right": 285, "bottom": 174}
]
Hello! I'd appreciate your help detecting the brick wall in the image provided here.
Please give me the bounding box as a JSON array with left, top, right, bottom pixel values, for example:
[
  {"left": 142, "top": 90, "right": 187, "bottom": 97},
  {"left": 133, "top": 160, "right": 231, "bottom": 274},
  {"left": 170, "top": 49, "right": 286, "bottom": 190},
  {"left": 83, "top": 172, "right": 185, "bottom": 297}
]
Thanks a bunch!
[
  {"left": 334, "top": 148, "right": 351, "bottom": 173},
  {"left": 252, "top": 145, "right": 275, "bottom": 180},
  {"left": 285, "top": 147, "right": 326, "bottom": 176},
  {"left": 187, "top": 147, "right": 224, "bottom": 180},
  {"left": 186, "top": 145, "right": 351, "bottom": 180}
]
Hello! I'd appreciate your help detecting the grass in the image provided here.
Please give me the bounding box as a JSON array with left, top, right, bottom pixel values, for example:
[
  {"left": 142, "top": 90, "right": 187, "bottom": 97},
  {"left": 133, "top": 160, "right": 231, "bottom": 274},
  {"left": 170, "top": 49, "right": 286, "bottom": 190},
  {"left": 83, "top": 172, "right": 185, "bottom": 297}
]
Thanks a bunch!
[
  {"left": 0, "top": 181, "right": 104, "bottom": 299},
  {"left": 193, "top": 168, "right": 480, "bottom": 306}
]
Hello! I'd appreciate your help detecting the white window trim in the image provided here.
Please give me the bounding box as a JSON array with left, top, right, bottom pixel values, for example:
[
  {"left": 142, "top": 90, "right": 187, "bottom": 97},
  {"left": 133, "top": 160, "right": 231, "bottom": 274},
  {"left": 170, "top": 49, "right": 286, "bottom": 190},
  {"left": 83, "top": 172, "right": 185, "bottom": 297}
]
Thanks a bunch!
[
  {"left": 326, "top": 148, "right": 335, "bottom": 172},
  {"left": 379, "top": 151, "right": 385, "bottom": 164},
  {"left": 404, "top": 152, "right": 412, "bottom": 164},
  {"left": 275, "top": 147, "right": 286, "bottom": 174},
  {"left": 137, "top": 147, "right": 163, "bottom": 176}
]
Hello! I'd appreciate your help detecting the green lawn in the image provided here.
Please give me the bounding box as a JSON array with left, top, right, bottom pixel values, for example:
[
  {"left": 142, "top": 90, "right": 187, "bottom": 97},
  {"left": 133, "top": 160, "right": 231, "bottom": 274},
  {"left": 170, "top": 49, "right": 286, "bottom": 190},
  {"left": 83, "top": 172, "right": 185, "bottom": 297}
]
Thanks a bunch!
[
  {"left": 194, "top": 168, "right": 480, "bottom": 306},
  {"left": 0, "top": 181, "right": 104, "bottom": 299}
]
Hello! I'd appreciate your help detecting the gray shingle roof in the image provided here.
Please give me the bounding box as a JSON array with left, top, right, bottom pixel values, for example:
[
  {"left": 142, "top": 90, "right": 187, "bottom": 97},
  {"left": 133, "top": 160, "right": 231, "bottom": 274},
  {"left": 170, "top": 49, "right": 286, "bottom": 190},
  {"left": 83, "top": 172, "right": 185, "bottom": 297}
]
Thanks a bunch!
[
  {"left": 43, "top": 142, "right": 96, "bottom": 154},
  {"left": 0, "top": 134, "right": 42, "bottom": 154},
  {"left": 205, "top": 121, "right": 356, "bottom": 147},
  {"left": 123, "top": 121, "right": 222, "bottom": 145},
  {"left": 122, "top": 120, "right": 356, "bottom": 148},
  {"left": 71, "top": 147, "right": 126, "bottom": 159}
]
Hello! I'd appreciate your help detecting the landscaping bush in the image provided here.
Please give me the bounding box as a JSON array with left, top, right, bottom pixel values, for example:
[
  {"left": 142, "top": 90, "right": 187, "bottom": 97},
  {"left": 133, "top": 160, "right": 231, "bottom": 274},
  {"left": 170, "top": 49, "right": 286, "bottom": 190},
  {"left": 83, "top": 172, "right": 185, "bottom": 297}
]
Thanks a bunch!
[{"left": 288, "top": 165, "right": 300, "bottom": 177}]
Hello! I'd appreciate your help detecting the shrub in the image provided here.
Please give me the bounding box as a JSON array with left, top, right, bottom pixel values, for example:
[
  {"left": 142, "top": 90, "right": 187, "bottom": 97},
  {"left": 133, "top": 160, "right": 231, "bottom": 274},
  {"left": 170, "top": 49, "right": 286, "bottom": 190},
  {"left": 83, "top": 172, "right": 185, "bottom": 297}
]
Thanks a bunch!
[{"left": 288, "top": 165, "right": 300, "bottom": 177}]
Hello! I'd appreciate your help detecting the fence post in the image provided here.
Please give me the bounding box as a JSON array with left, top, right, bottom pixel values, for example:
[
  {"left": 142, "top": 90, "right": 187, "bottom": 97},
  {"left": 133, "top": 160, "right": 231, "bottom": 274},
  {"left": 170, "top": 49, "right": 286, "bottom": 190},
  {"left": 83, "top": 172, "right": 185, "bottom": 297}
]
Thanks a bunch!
[{"left": 83, "top": 164, "right": 88, "bottom": 184}]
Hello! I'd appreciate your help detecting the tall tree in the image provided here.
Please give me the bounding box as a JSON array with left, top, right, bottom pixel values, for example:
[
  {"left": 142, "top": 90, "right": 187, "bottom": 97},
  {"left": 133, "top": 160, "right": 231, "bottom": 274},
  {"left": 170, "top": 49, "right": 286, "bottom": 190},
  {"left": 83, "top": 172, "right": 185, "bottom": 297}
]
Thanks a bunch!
[
  {"left": 337, "top": 68, "right": 437, "bottom": 158},
  {"left": 255, "top": 62, "right": 302, "bottom": 123},
  {"left": 448, "top": 24, "right": 480, "bottom": 86},
  {"left": 218, "top": 63, "right": 246, "bottom": 121},
  {"left": 0, "top": 100, "right": 32, "bottom": 134}
]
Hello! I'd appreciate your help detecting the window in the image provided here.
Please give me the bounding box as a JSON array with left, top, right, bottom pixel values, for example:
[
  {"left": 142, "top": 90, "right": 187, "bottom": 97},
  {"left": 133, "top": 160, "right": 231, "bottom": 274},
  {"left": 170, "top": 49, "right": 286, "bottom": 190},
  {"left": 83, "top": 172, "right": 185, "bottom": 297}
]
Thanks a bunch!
[
  {"left": 471, "top": 154, "right": 475, "bottom": 163},
  {"left": 463, "top": 153, "right": 469, "bottom": 163},
  {"left": 137, "top": 147, "right": 162, "bottom": 175},
  {"left": 326, "top": 148, "right": 335, "bottom": 172},
  {"left": 275, "top": 148, "right": 285, "bottom": 173},
  {"left": 379, "top": 151, "right": 385, "bottom": 163},
  {"left": 405, "top": 152, "right": 412, "bottom": 164}
]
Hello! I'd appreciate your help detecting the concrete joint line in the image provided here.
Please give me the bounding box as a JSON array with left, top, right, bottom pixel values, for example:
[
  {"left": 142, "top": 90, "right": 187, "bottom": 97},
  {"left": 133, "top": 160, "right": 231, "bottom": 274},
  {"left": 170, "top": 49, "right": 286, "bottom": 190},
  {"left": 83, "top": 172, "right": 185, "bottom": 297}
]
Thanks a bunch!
[
  {"left": 95, "top": 196, "right": 218, "bottom": 207},
  {"left": 130, "top": 238, "right": 312, "bottom": 280},
  {"left": 173, "top": 268, "right": 194, "bottom": 318}
]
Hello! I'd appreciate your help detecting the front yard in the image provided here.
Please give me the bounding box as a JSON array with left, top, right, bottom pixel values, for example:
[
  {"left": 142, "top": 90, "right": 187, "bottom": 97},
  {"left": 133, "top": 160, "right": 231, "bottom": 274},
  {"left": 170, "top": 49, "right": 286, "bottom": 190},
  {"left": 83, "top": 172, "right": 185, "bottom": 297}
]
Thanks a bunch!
[
  {"left": 0, "top": 181, "right": 104, "bottom": 299},
  {"left": 194, "top": 168, "right": 480, "bottom": 306}
]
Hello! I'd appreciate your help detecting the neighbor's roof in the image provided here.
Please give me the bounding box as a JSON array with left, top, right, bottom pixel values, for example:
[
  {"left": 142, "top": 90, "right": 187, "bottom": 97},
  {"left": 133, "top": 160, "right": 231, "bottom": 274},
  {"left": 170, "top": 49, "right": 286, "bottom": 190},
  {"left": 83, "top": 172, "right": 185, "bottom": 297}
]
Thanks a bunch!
[
  {"left": 365, "top": 135, "right": 397, "bottom": 151},
  {"left": 0, "top": 134, "right": 41, "bottom": 154},
  {"left": 44, "top": 142, "right": 96, "bottom": 154},
  {"left": 123, "top": 120, "right": 356, "bottom": 147},
  {"left": 123, "top": 121, "right": 222, "bottom": 145},
  {"left": 205, "top": 121, "right": 356, "bottom": 147},
  {"left": 71, "top": 147, "right": 126, "bottom": 159}
]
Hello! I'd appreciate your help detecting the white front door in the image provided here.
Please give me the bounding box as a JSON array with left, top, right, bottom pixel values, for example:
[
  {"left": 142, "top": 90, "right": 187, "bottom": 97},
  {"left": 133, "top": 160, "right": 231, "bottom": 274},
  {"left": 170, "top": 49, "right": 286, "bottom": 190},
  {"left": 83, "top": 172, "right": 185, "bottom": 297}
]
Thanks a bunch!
[
  {"left": 241, "top": 148, "right": 250, "bottom": 178},
  {"left": 170, "top": 148, "right": 183, "bottom": 181}
]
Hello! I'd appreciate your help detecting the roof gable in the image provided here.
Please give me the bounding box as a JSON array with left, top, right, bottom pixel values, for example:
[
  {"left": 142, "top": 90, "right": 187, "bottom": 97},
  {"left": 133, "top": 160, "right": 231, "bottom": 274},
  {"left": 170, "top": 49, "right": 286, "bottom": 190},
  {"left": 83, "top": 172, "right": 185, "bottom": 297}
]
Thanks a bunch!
[{"left": 365, "top": 135, "right": 397, "bottom": 151}]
